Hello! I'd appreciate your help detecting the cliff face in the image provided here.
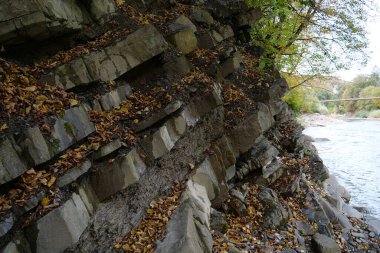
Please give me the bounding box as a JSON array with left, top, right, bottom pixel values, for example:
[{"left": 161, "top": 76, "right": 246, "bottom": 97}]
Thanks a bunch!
[{"left": 0, "top": 1, "right": 379, "bottom": 253}]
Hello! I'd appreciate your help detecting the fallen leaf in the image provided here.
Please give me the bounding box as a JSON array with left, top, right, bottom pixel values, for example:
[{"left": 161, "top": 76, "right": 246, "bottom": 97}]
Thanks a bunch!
[
  {"left": 47, "top": 176, "right": 56, "bottom": 188},
  {"left": 0, "top": 123, "right": 8, "bottom": 131},
  {"left": 41, "top": 197, "right": 49, "bottom": 207},
  {"left": 23, "top": 86, "right": 37, "bottom": 92},
  {"left": 88, "top": 142, "right": 101, "bottom": 151},
  {"left": 69, "top": 99, "right": 79, "bottom": 106},
  {"left": 26, "top": 169, "right": 36, "bottom": 175}
]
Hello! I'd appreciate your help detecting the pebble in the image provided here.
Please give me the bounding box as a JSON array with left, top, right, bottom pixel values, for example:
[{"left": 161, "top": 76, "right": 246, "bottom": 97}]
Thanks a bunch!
[
  {"left": 369, "top": 232, "right": 375, "bottom": 238},
  {"left": 351, "top": 232, "right": 366, "bottom": 239}
]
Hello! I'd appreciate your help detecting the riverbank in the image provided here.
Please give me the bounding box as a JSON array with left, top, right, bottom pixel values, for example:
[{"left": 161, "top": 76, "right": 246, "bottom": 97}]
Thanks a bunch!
[
  {"left": 300, "top": 113, "right": 380, "bottom": 127},
  {"left": 299, "top": 113, "right": 344, "bottom": 127},
  {"left": 303, "top": 117, "right": 380, "bottom": 251}
]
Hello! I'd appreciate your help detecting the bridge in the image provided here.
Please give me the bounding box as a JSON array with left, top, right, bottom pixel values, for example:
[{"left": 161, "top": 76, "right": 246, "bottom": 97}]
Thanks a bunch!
[{"left": 320, "top": 97, "right": 380, "bottom": 103}]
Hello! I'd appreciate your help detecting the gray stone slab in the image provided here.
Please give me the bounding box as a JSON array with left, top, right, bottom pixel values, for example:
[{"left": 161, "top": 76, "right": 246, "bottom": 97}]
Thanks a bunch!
[
  {"left": 29, "top": 193, "right": 90, "bottom": 253},
  {"left": 155, "top": 181, "right": 212, "bottom": 253},
  {"left": 44, "top": 25, "right": 168, "bottom": 89},
  {"left": 62, "top": 106, "right": 95, "bottom": 140},
  {"left": 217, "top": 51, "right": 242, "bottom": 79},
  {"left": 191, "top": 7, "right": 215, "bottom": 26},
  {"left": 18, "top": 127, "right": 51, "bottom": 166},
  {"left": 320, "top": 198, "right": 352, "bottom": 229},
  {"left": 312, "top": 233, "right": 340, "bottom": 253},
  {"left": 169, "top": 15, "right": 197, "bottom": 33},
  {"left": 198, "top": 32, "right": 218, "bottom": 49},
  {"left": 0, "top": 213, "right": 14, "bottom": 238},
  {"left": 100, "top": 89, "right": 122, "bottom": 111},
  {"left": 78, "top": 179, "right": 100, "bottom": 216},
  {"left": 89, "top": 149, "right": 146, "bottom": 201},
  {"left": 0, "top": 0, "right": 88, "bottom": 45},
  {"left": 93, "top": 139, "right": 122, "bottom": 160},
  {"left": 0, "top": 233, "right": 31, "bottom": 253},
  {"left": 323, "top": 175, "right": 351, "bottom": 202},
  {"left": 57, "top": 160, "right": 92, "bottom": 188},
  {"left": 151, "top": 126, "right": 175, "bottom": 159},
  {"left": 229, "top": 105, "right": 274, "bottom": 157},
  {"left": 192, "top": 159, "right": 219, "bottom": 200},
  {"left": 51, "top": 105, "right": 95, "bottom": 153},
  {"left": 116, "top": 84, "right": 133, "bottom": 101},
  {"left": 0, "top": 137, "right": 27, "bottom": 185},
  {"left": 366, "top": 215, "right": 380, "bottom": 234},
  {"left": 167, "top": 28, "right": 198, "bottom": 55},
  {"left": 134, "top": 101, "right": 183, "bottom": 132}
]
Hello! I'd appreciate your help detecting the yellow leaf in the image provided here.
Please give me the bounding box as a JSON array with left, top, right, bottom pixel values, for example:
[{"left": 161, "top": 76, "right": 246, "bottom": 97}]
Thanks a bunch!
[
  {"left": 0, "top": 123, "right": 8, "bottom": 131},
  {"left": 146, "top": 209, "right": 155, "bottom": 214},
  {"left": 41, "top": 197, "right": 49, "bottom": 207},
  {"left": 47, "top": 176, "right": 56, "bottom": 188},
  {"left": 69, "top": 99, "right": 79, "bottom": 106},
  {"left": 60, "top": 154, "right": 68, "bottom": 159},
  {"left": 36, "top": 95, "right": 48, "bottom": 103},
  {"left": 26, "top": 169, "right": 36, "bottom": 174},
  {"left": 24, "top": 86, "right": 37, "bottom": 92},
  {"left": 20, "top": 76, "right": 30, "bottom": 85},
  {"left": 114, "top": 243, "right": 122, "bottom": 249},
  {"left": 122, "top": 243, "right": 130, "bottom": 250},
  {"left": 133, "top": 119, "right": 139, "bottom": 124},
  {"left": 89, "top": 142, "right": 101, "bottom": 150}
]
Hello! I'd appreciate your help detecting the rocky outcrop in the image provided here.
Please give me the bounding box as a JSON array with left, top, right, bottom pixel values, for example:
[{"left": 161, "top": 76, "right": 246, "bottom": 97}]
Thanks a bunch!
[
  {"left": 312, "top": 234, "right": 340, "bottom": 253},
  {"left": 258, "top": 188, "right": 289, "bottom": 228},
  {"left": 1, "top": 1, "right": 379, "bottom": 253},
  {"left": 155, "top": 181, "right": 212, "bottom": 253},
  {"left": 42, "top": 25, "right": 168, "bottom": 90},
  {"left": 26, "top": 193, "right": 90, "bottom": 253},
  {"left": 0, "top": 0, "right": 115, "bottom": 45}
]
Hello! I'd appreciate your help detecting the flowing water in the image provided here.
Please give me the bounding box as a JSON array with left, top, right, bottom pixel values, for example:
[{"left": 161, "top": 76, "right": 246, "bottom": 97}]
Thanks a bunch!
[{"left": 303, "top": 119, "right": 380, "bottom": 218}]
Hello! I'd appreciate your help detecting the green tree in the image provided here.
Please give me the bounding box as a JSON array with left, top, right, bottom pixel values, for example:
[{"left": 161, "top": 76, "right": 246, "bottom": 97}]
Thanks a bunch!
[
  {"left": 283, "top": 75, "right": 320, "bottom": 113},
  {"left": 341, "top": 71, "right": 380, "bottom": 111},
  {"left": 248, "top": 0, "right": 372, "bottom": 76},
  {"left": 357, "top": 86, "right": 380, "bottom": 110}
]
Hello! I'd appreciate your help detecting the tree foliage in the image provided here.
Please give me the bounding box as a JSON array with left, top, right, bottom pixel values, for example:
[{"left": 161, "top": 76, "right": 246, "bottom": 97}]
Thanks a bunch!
[
  {"left": 283, "top": 75, "right": 321, "bottom": 113},
  {"left": 340, "top": 71, "right": 380, "bottom": 111},
  {"left": 248, "top": 0, "right": 372, "bottom": 75}
]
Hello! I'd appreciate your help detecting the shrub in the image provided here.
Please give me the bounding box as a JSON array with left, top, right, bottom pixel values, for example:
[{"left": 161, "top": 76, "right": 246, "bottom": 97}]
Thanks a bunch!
[
  {"left": 355, "top": 110, "right": 369, "bottom": 118},
  {"left": 368, "top": 110, "right": 380, "bottom": 118}
]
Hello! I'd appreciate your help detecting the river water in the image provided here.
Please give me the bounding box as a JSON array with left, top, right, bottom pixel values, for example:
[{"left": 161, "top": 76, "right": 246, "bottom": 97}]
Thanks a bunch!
[{"left": 303, "top": 119, "right": 380, "bottom": 218}]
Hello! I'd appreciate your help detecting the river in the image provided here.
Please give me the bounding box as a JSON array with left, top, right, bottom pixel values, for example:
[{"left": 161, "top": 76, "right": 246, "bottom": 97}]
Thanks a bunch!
[{"left": 303, "top": 118, "right": 380, "bottom": 219}]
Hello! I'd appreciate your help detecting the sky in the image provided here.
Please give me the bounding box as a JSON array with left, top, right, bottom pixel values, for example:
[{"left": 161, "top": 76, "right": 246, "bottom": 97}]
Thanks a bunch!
[{"left": 336, "top": 0, "right": 380, "bottom": 81}]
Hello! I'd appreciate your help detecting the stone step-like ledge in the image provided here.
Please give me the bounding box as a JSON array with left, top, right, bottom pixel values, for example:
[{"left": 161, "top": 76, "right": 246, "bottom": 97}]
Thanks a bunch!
[
  {"left": 91, "top": 84, "right": 132, "bottom": 112},
  {"left": 142, "top": 89, "right": 223, "bottom": 160},
  {"left": 0, "top": 137, "right": 28, "bottom": 185},
  {"left": 1, "top": 105, "right": 94, "bottom": 186},
  {"left": 57, "top": 160, "right": 92, "bottom": 188},
  {"left": 50, "top": 105, "right": 95, "bottom": 154},
  {"left": 192, "top": 158, "right": 220, "bottom": 201},
  {"left": 25, "top": 193, "right": 90, "bottom": 253},
  {"left": 41, "top": 24, "right": 168, "bottom": 90},
  {"left": 89, "top": 148, "right": 146, "bottom": 201},
  {"left": 92, "top": 139, "right": 122, "bottom": 160},
  {"left": 228, "top": 102, "right": 275, "bottom": 157},
  {"left": 155, "top": 180, "right": 212, "bottom": 253},
  {"left": 133, "top": 100, "right": 183, "bottom": 133}
]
